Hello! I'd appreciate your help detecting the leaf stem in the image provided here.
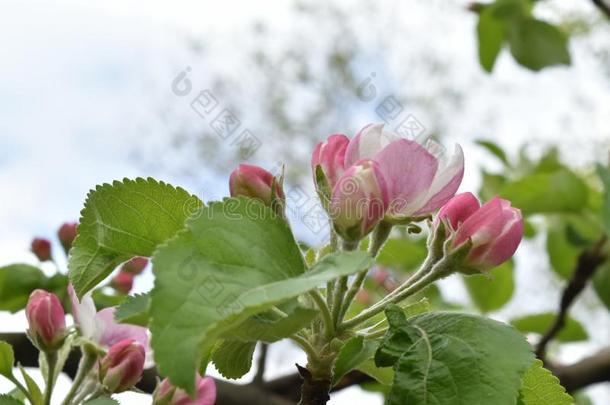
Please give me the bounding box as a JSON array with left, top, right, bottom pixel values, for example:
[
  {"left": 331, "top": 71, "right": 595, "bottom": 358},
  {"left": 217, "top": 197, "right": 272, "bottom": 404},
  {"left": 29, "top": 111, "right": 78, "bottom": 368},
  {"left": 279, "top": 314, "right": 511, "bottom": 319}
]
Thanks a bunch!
[
  {"left": 308, "top": 290, "right": 334, "bottom": 340},
  {"left": 290, "top": 335, "right": 320, "bottom": 363}
]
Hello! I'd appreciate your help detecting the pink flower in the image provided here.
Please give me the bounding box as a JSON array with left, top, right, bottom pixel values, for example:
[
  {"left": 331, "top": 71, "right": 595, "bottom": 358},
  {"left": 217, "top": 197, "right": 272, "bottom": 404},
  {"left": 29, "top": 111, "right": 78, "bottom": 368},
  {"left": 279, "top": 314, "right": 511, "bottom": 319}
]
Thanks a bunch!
[
  {"left": 68, "top": 284, "right": 153, "bottom": 367},
  {"left": 57, "top": 222, "right": 78, "bottom": 253},
  {"left": 330, "top": 159, "right": 389, "bottom": 241},
  {"left": 31, "top": 238, "right": 52, "bottom": 261},
  {"left": 311, "top": 134, "right": 349, "bottom": 190},
  {"left": 153, "top": 375, "right": 216, "bottom": 405},
  {"left": 344, "top": 123, "right": 464, "bottom": 219},
  {"left": 99, "top": 339, "right": 146, "bottom": 393},
  {"left": 437, "top": 193, "right": 524, "bottom": 271},
  {"left": 122, "top": 256, "right": 149, "bottom": 275},
  {"left": 111, "top": 271, "right": 135, "bottom": 294},
  {"left": 26, "top": 290, "right": 66, "bottom": 349},
  {"left": 229, "top": 164, "right": 284, "bottom": 207}
]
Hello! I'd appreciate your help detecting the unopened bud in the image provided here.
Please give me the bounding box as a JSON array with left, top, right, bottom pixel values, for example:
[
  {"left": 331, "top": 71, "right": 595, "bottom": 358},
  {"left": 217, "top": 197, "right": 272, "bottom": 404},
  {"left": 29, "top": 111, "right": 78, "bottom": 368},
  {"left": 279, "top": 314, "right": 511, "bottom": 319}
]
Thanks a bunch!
[
  {"left": 99, "top": 339, "right": 145, "bottom": 393},
  {"left": 26, "top": 290, "right": 66, "bottom": 350},
  {"left": 111, "top": 271, "right": 134, "bottom": 294},
  {"left": 122, "top": 257, "right": 148, "bottom": 275},
  {"left": 57, "top": 222, "right": 78, "bottom": 253},
  {"left": 31, "top": 238, "right": 52, "bottom": 261}
]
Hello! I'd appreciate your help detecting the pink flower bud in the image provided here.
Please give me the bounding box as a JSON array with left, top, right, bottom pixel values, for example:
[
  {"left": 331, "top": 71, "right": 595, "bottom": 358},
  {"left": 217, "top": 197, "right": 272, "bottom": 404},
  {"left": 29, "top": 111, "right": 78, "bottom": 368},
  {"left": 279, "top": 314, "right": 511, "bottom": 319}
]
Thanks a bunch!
[
  {"left": 311, "top": 134, "right": 349, "bottom": 190},
  {"left": 330, "top": 159, "right": 389, "bottom": 241},
  {"left": 57, "top": 222, "right": 78, "bottom": 253},
  {"left": 99, "top": 339, "right": 145, "bottom": 393},
  {"left": 111, "top": 271, "right": 134, "bottom": 294},
  {"left": 31, "top": 238, "right": 52, "bottom": 261},
  {"left": 229, "top": 164, "right": 284, "bottom": 207},
  {"left": 26, "top": 290, "right": 66, "bottom": 349},
  {"left": 153, "top": 376, "right": 216, "bottom": 405},
  {"left": 122, "top": 256, "right": 149, "bottom": 275},
  {"left": 355, "top": 289, "right": 371, "bottom": 305},
  {"left": 437, "top": 193, "right": 524, "bottom": 271}
]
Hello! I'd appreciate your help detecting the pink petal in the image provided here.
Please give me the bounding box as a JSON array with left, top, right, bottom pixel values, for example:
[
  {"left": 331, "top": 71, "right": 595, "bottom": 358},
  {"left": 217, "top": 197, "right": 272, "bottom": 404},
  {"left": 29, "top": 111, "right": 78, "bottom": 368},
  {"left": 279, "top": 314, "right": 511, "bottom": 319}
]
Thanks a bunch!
[
  {"left": 436, "top": 192, "right": 480, "bottom": 231},
  {"left": 454, "top": 197, "right": 508, "bottom": 247},
  {"left": 373, "top": 139, "right": 438, "bottom": 216},
  {"left": 478, "top": 212, "right": 524, "bottom": 268},
  {"left": 344, "top": 123, "right": 400, "bottom": 167},
  {"left": 68, "top": 284, "right": 97, "bottom": 340},
  {"left": 96, "top": 308, "right": 152, "bottom": 366}
]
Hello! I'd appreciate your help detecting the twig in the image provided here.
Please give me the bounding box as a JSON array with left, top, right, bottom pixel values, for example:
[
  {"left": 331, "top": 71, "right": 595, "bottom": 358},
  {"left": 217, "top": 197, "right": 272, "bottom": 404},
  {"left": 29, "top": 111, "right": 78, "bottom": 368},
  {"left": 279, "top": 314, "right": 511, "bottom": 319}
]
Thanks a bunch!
[
  {"left": 591, "top": 0, "right": 610, "bottom": 19},
  {"left": 536, "top": 235, "right": 607, "bottom": 360},
  {"left": 252, "top": 343, "right": 268, "bottom": 385}
]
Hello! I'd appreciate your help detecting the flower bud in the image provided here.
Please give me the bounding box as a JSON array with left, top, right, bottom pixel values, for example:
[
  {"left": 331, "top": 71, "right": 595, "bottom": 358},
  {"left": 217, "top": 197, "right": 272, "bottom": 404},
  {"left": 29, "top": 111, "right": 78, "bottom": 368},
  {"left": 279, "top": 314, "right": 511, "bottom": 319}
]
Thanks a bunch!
[
  {"left": 31, "top": 238, "right": 52, "bottom": 261},
  {"left": 26, "top": 290, "right": 66, "bottom": 350},
  {"left": 437, "top": 193, "right": 523, "bottom": 272},
  {"left": 330, "top": 159, "right": 389, "bottom": 241},
  {"left": 111, "top": 271, "right": 134, "bottom": 294},
  {"left": 229, "top": 164, "right": 284, "bottom": 207},
  {"left": 311, "top": 134, "right": 349, "bottom": 191},
  {"left": 99, "top": 339, "right": 145, "bottom": 393},
  {"left": 153, "top": 375, "right": 216, "bottom": 405},
  {"left": 122, "top": 256, "right": 149, "bottom": 275},
  {"left": 57, "top": 222, "right": 78, "bottom": 253}
]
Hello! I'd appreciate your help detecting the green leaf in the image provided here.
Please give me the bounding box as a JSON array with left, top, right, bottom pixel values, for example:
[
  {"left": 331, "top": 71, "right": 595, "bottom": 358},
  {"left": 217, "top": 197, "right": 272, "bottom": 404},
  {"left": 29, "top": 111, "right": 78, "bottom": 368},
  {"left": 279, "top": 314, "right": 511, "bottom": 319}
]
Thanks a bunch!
[
  {"left": 593, "top": 262, "right": 610, "bottom": 311},
  {"left": 508, "top": 18, "right": 570, "bottom": 71},
  {"left": 477, "top": 9, "right": 506, "bottom": 72},
  {"left": 149, "top": 198, "right": 373, "bottom": 393},
  {"left": 0, "top": 395, "right": 24, "bottom": 405},
  {"left": 0, "top": 265, "right": 46, "bottom": 313},
  {"left": 0, "top": 341, "right": 14, "bottom": 378},
  {"left": 511, "top": 313, "right": 588, "bottom": 342},
  {"left": 377, "top": 238, "right": 427, "bottom": 274},
  {"left": 17, "top": 366, "right": 42, "bottom": 405},
  {"left": 69, "top": 178, "right": 203, "bottom": 298},
  {"left": 212, "top": 340, "right": 257, "bottom": 380},
  {"left": 376, "top": 306, "right": 534, "bottom": 405},
  {"left": 517, "top": 359, "right": 572, "bottom": 405},
  {"left": 357, "top": 359, "right": 394, "bottom": 386},
  {"left": 224, "top": 305, "right": 318, "bottom": 343},
  {"left": 115, "top": 293, "right": 150, "bottom": 326},
  {"left": 500, "top": 169, "right": 588, "bottom": 215},
  {"left": 597, "top": 163, "right": 610, "bottom": 234},
  {"left": 463, "top": 260, "right": 514, "bottom": 313},
  {"left": 475, "top": 140, "right": 509, "bottom": 165},
  {"left": 82, "top": 397, "right": 119, "bottom": 405},
  {"left": 333, "top": 337, "right": 378, "bottom": 384}
]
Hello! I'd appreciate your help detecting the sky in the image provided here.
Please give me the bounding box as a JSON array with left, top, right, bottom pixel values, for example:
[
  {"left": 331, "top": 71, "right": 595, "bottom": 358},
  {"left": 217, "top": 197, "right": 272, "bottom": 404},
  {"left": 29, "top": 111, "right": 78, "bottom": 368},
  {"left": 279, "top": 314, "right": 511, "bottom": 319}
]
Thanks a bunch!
[{"left": 0, "top": 0, "right": 609, "bottom": 403}]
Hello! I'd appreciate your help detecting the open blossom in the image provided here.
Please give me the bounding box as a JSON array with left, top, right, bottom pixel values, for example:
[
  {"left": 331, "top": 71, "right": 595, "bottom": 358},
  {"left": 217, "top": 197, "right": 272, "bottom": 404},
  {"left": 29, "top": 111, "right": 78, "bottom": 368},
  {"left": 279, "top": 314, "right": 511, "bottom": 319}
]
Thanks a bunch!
[
  {"left": 68, "top": 284, "right": 153, "bottom": 367},
  {"left": 229, "top": 164, "right": 284, "bottom": 207},
  {"left": 330, "top": 159, "right": 389, "bottom": 241},
  {"left": 26, "top": 290, "right": 66, "bottom": 349},
  {"left": 343, "top": 123, "right": 464, "bottom": 219},
  {"left": 153, "top": 375, "right": 216, "bottom": 405},
  {"left": 437, "top": 193, "right": 523, "bottom": 271},
  {"left": 99, "top": 339, "right": 145, "bottom": 393}
]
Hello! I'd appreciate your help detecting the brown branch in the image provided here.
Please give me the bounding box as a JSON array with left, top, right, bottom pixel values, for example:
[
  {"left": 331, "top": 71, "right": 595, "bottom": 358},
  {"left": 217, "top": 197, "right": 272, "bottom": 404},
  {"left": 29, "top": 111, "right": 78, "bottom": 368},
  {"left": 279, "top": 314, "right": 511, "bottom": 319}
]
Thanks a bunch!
[
  {"left": 550, "top": 348, "right": 610, "bottom": 392},
  {"left": 535, "top": 235, "right": 607, "bottom": 360},
  {"left": 591, "top": 0, "right": 610, "bottom": 19}
]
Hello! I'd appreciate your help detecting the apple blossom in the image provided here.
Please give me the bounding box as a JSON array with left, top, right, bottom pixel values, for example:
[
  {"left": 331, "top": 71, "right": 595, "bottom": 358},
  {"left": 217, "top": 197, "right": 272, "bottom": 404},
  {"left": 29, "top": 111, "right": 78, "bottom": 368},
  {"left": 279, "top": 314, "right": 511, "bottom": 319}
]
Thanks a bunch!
[
  {"left": 229, "top": 164, "right": 284, "bottom": 207},
  {"left": 26, "top": 290, "right": 66, "bottom": 350},
  {"left": 153, "top": 375, "right": 216, "bottom": 405},
  {"left": 437, "top": 192, "right": 524, "bottom": 272},
  {"left": 99, "top": 339, "right": 146, "bottom": 393},
  {"left": 311, "top": 134, "right": 349, "bottom": 190},
  {"left": 31, "top": 238, "right": 52, "bottom": 261},
  {"left": 58, "top": 222, "right": 78, "bottom": 253}
]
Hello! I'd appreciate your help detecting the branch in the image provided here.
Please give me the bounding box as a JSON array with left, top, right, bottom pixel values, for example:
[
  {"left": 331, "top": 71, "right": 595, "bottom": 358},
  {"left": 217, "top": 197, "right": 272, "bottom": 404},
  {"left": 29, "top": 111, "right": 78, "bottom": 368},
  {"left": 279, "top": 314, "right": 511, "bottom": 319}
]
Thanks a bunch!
[
  {"left": 551, "top": 348, "right": 610, "bottom": 392},
  {"left": 536, "top": 235, "right": 607, "bottom": 360},
  {"left": 591, "top": 0, "right": 610, "bottom": 19}
]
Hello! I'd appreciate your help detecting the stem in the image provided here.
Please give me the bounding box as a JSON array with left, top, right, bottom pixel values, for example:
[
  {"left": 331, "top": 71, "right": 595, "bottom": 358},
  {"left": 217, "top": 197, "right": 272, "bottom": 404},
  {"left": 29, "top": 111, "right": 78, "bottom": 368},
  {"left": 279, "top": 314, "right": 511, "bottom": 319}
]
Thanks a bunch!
[
  {"left": 8, "top": 376, "right": 36, "bottom": 405},
  {"left": 290, "top": 335, "right": 319, "bottom": 363},
  {"left": 339, "top": 222, "right": 393, "bottom": 320},
  {"left": 330, "top": 238, "right": 359, "bottom": 326},
  {"left": 341, "top": 258, "right": 448, "bottom": 330},
  {"left": 61, "top": 348, "right": 97, "bottom": 405},
  {"left": 326, "top": 226, "right": 339, "bottom": 308},
  {"left": 309, "top": 290, "right": 334, "bottom": 340},
  {"left": 252, "top": 343, "right": 268, "bottom": 385},
  {"left": 43, "top": 352, "right": 58, "bottom": 405},
  {"left": 296, "top": 364, "right": 331, "bottom": 405}
]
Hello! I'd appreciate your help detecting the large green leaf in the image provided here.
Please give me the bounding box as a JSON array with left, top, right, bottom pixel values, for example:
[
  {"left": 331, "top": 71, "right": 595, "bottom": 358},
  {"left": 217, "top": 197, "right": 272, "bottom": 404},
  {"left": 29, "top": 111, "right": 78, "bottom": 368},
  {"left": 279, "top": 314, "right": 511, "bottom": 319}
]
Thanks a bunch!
[
  {"left": 500, "top": 169, "right": 588, "bottom": 215},
  {"left": 333, "top": 337, "right": 378, "bottom": 385},
  {"left": 477, "top": 8, "right": 506, "bottom": 72},
  {"left": 69, "top": 178, "right": 202, "bottom": 298},
  {"left": 0, "top": 341, "right": 14, "bottom": 378},
  {"left": 212, "top": 340, "right": 257, "bottom": 380},
  {"left": 0, "top": 396, "right": 24, "bottom": 405},
  {"left": 225, "top": 305, "right": 318, "bottom": 343},
  {"left": 0, "top": 265, "right": 46, "bottom": 313},
  {"left": 517, "top": 359, "right": 572, "bottom": 405},
  {"left": 149, "top": 198, "right": 373, "bottom": 393},
  {"left": 376, "top": 306, "right": 534, "bottom": 405},
  {"left": 463, "top": 260, "right": 514, "bottom": 313},
  {"left": 114, "top": 293, "right": 150, "bottom": 326},
  {"left": 508, "top": 18, "right": 570, "bottom": 71},
  {"left": 593, "top": 262, "right": 610, "bottom": 311},
  {"left": 511, "top": 313, "right": 588, "bottom": 342}
]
